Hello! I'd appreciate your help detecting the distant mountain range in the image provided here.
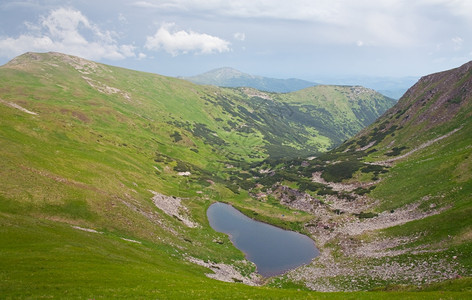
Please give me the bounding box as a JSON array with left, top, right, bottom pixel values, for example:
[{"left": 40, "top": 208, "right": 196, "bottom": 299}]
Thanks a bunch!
[
  {"left": 315, "top": 75, "right": 419, "bottom": 100},
  {"left": 184, "top": 67, "right": 417, "bottom": 99},
  {"left": 182, "top": 67, "right": 317, "bottom": 93}
]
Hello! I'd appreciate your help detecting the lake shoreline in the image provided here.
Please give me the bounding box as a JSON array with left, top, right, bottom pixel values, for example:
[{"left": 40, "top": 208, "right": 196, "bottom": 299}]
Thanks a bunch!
[{"left": 207, "top": 202, "right": 319, "bottom": 277}]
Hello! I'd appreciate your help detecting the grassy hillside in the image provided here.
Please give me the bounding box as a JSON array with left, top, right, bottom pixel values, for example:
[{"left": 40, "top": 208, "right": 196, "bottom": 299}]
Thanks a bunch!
[
  {"left": 278, "top": 85, "right": 396, "bottom": 145},
  {"left": 0, "top": 52, "right": 409, "bottom": 298}
]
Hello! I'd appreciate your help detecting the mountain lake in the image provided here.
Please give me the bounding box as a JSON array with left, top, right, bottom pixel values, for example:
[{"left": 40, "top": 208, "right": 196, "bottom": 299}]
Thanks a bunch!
[{"left": 207, "top": 202, "right": 319, "bottom": 277}]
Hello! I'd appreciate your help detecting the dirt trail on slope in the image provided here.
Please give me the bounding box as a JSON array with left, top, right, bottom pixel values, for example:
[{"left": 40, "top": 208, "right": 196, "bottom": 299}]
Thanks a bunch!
[
  {"left": 371, "top": 126, "right": 463, "bottom": 166},
  {"left": 0, "top": 98, "right": 38, "bottom": 115}
]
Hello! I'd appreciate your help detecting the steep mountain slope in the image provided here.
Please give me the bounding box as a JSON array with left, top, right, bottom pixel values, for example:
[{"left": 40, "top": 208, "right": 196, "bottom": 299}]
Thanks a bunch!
[
  {"left": 0, "top": 52, "right": 402, "bottom": 298},
  {"left": 183, "top": 67, "right": 317, "bottom": 93},
  {"left": 277, "top": 85, "right": 396, "bottom": 145},
  {"left": 349, "top": 61, "right": 472, "bottom": 153},
  {"left": 252, "top": 61, "right": 472, "bottom": 291}
]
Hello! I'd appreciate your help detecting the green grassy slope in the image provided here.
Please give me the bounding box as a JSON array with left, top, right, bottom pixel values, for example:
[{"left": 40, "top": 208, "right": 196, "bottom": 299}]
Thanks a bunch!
[
  {"left": 5, "top": 213, "right": 468, "bottom": 299},
  {"left": 0, "top": 52, "right": 402, "bottom": 298},
  {"left": 278, "top": 85, "right": 396, "bottom": 145}
]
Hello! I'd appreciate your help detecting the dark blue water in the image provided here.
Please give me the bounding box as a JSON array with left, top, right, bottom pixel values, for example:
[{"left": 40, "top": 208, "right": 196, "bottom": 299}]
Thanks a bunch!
[{"left": 207, "top": 202, "right": 319, "bottom": 277}]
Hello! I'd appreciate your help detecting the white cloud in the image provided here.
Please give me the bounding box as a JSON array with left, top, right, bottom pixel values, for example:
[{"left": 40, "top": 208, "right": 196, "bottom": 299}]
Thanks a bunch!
[
  {"left": 132, "top": 0, "right": 472, "bottom": 49},
  {"left": 132, "top": 1, "right": 182, "bottom": 10},
  {"left": 234, "top": 32, "right": 246, "bottom": 41},
  {"left": 118, "top": 13, "right": 128, "bottom": 23},
  {"left": 0, "top": 8, "right": 136, "bottom": 60},
  {"left": 452, "top": 37, "right": 463, "bottom": 50},
  {"left": 132, "top": 0, "right": 339, "bottom": 22},
  {"left": 145, "top": 23, "right": 230, "bottom": 56}
]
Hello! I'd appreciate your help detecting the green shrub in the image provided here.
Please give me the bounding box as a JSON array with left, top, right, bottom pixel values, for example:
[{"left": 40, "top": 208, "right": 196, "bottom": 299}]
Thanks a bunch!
[
  {"left": 170, "top": 131, "right": 183, "bottom": 142},
  {"left": 322, "top": 160, "right": 363, "bottom": 182}
]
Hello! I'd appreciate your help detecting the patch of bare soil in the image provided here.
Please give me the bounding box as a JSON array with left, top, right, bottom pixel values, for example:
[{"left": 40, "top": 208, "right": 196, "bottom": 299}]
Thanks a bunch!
[
  {"left": 81, "top": 76, "right": 132, "bottom": 101},
  {"left": 72, "top": 225, "right": 142, "bottom": 244},
  {"left": 186, "top": 256, "right": 261, "bottom": 286},
  {"left": 120, "top": 237, "right": 142, "bottom": 244},
  {"left": 120, "top": 199, "right": 178, "bottom": 236},
  {"left": 312, "top": 171, "right": 377, "bottom": 192},
  {"left": 150, "top": 190, "right": 198, "bottom": 228},
  {"left": 0, "top": 98, "right": 38, "bottom": 115},
  {"left": 240, "top": 87, "right": 273, "bottom": 100},
  {"left": 72, "top": 226, "right": 102, "bottom": 234}
]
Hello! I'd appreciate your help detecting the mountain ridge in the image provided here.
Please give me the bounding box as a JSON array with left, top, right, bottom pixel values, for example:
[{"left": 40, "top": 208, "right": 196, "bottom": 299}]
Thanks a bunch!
[
  {"left": 1, "top": 52, "right": 394, "bottom": 158},
  {"left": 184, "top": 67, "right": 416, "bottom": 99},
  {"left": 348, "top": 60, "right": 472, "bottom": 155},
  {"left": 183, "top": 66, "right": 317, "bottom": 93}
]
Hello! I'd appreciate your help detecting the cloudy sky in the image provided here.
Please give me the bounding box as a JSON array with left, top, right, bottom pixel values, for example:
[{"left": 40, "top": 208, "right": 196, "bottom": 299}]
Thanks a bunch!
[{"left": 0, "top": 0, "right": 471, "bottom": 82}]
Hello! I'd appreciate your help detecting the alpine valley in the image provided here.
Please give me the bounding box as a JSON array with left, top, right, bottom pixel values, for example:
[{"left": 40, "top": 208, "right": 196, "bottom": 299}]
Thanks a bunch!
[{"left": 0, "top": 52, "right": 470, "bottom": 299}]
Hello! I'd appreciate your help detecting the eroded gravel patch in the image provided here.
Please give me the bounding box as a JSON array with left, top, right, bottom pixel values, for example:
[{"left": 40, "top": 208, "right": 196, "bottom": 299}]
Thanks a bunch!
[
  {"left": 186, "top": 256, "right": 261, "bottom": 286},
  {"left": 150, "top": 191, "right": 198, "bottom": 228},
  {"left": 0, "top": 98, "right": 38, "bottom": 115},
  {"left": 268, "top": 166, "right": 465, "bottom": 291}
]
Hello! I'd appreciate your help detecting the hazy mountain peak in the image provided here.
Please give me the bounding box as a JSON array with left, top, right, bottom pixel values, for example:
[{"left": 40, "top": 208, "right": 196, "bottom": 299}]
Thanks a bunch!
[
  {"left": 205, "top": 67, "right": 256, "bottom": 79},
  {"left": 183, "top": 67, "right": 316, "bottom": 93}
]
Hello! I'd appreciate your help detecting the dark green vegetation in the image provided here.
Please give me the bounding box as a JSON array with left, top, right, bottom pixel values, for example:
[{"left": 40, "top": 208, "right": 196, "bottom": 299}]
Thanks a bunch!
[
  {"left": 0, "top": 52, "right": 470, "bottom": 298},
  {"left": 183, "top": 66, "right": 317, "bottom": 93}
]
